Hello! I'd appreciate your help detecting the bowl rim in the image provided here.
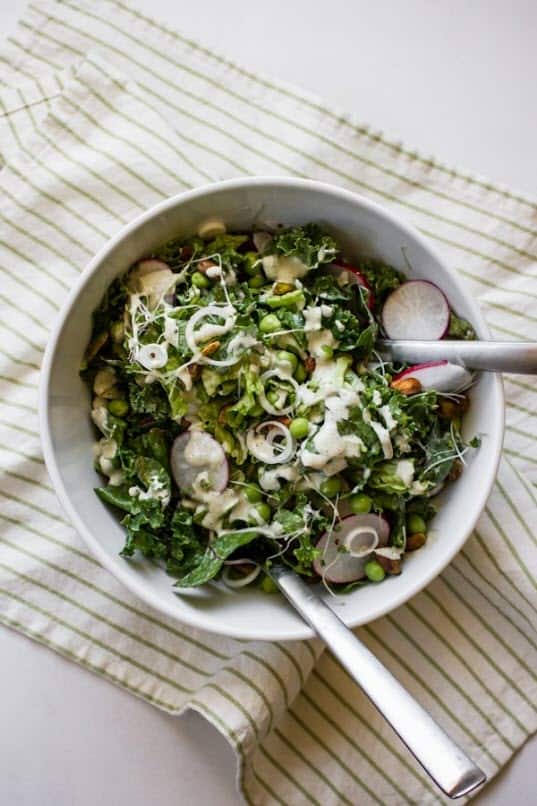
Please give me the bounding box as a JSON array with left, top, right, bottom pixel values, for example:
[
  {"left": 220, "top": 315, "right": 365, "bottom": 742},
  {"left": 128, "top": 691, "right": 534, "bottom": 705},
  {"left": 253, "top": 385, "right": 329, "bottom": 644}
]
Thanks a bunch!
[{"left": 39, "top": 176, "right": 505, "bottom": 641}]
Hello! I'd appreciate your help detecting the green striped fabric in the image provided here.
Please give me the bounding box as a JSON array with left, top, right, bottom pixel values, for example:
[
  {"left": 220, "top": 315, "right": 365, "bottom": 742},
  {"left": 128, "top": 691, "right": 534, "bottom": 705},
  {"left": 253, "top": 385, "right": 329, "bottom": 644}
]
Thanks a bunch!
[{"left": 1, "top": 2, "right": 536, "bottom": 803}]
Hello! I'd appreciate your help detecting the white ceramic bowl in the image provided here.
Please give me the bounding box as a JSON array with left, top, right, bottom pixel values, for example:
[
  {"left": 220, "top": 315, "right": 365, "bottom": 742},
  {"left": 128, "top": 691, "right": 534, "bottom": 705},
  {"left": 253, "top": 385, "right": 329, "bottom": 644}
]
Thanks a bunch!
[{"left": 40, "top": 178, "right": 504, "bottom": 641}]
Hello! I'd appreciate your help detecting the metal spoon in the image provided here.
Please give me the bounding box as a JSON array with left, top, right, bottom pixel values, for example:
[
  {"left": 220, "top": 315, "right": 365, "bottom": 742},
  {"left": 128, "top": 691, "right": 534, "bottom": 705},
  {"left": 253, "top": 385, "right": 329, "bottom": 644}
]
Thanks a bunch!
[
  {"left": 377, "top": 339, "right": 537, "bottom": 373},
  {"left": 269, "top": 562, "right": 486, "bottom": 799}
]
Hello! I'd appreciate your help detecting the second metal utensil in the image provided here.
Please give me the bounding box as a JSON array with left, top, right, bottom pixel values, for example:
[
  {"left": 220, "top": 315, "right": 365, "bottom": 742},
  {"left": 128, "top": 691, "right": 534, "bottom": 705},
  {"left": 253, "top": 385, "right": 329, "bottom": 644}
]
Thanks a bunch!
[
  {"left": 377, "top": 339, "right": 537, "bottom": 373},
  {"left": 270, "top": 562, "right": 486, "bottom": 799}
]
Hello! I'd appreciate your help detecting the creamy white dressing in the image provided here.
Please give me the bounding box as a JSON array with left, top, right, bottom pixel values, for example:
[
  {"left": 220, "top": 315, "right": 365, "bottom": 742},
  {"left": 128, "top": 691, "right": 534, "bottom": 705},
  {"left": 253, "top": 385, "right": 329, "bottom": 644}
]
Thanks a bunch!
[
  {"left": 306, "top": 329, "right": 338, "bottom": 358},
  {"left": 410, "top": 480, "right": 429, "bottom": 496},
  {"left": 380, "top": 404, "right": 397, "bottom": 431},
  {"left": 163, "top": 316, "right": 179, "bottom": 348},
  {"left": 229, "top": 494, "right": 260, "bottom": 525},
  {"left": 108, "top": 469, "right": 125, "bottom": 486},
  {"left": 227, "top": 332, "right": 258, "bottom": 354},
  {"left": 262, "top": 254, "right": 309, "bottom": 283},
  {"left": 196, "top": 319, "right": 233, "bottom": 343},
  {"left": 395, "top": 433, "right": 412, "bottom": 454},
  {"left": 176, "top": 365, "right": 193, "bottom": 391},
  {"left": 206, "top": 266, "right": 223, "bottom": 279},
  {"left": 320, "top": 304, "right": 333, "bottom": 318},
  {"left": 301, "top": 390, "right": 364, "bottom": 471},
  {"left": 303, "top": 306, "right": 323, "bottom": 332},
  {"left": 259, "top": 464, "right": 299, "bottom": 491},
  {"left": 368, "top": 420, "right": 393, "bottom": 459},
  {"left": 372, "top": 390, "right": 382, "bottom": 406},
  {"left": 185, "top": 430, "right": 224, "bottom": 468},
  {"left": 202, "top": 489, "right": 239, "bottom": 530},
  {"left": 99, "top": 457, "right": 114, "bottom": 475},
  {"left": 97, "top": 438, "right": 117, "bottom": 460},
  {"left": 323, "top": 456, "right": 348, "bottom": 476},
  {"left": 186, "top": 305, "right": 236, "bottom": 353},
  {"left": 91, "top": 406, "right": 108, "bottom": 434},
  {"left": 396, "top": 459, "right": 415, "bottom": 487},
  {"left": 129, "top": 473, "right": 170, "bottom": 507}
]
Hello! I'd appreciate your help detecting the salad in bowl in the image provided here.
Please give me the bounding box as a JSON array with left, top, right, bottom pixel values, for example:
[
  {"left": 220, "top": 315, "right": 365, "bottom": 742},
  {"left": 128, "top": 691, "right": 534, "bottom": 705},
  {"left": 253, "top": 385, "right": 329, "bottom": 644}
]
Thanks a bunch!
[{"left": 82, "top": 220, "right": 477, "bottom": 595}]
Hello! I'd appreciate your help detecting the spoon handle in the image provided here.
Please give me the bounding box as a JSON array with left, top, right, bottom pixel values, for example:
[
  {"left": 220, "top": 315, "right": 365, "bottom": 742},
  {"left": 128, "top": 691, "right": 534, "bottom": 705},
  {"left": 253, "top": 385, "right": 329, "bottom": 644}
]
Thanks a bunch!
[
  {"left": 377, "top": 339, "right": 537, "bottom": 373},
  {"left": 270, "top": 564, "right": 486, "bottom": 799}
]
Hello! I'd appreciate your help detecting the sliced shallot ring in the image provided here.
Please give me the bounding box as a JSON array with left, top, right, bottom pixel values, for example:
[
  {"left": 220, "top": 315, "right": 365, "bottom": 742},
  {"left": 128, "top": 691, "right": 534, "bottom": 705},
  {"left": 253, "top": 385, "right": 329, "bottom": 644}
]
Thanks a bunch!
[
  {"left": 258, "top": 369, "right": 299, "bottom": 416},
  {"left": 222, "top": 564, "right": 262, "bottom": 589},
  {"left": 344, "top": 526, "right": 379, "bottom": 557},
  {"left": 246, "top": 420, "right": 296, "bottom": 465},
  {"left": 185, "top": 305, "right": 236, "bottom": 354}
]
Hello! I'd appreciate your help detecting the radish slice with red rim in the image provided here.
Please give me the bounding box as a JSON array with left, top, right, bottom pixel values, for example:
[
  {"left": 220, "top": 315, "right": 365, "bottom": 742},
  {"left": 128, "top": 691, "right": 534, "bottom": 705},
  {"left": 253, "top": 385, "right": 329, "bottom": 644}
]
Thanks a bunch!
[
  {"left": 170, "top": 430, "right": 228, "bottom": 492},
  {"left": 313, "top": 514, "right": 390, "bottom": 583},
  {"left": 393, "top": 361, "right": 472, "bottom": 393},
  {"left": 382, "top": 280, "right": 450, "bottom": 339}
]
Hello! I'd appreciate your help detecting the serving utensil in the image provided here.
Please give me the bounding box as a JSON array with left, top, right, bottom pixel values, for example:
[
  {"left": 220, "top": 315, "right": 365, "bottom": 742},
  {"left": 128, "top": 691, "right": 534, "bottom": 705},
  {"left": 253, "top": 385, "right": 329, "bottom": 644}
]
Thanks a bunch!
[
  {"left": 378, "top": 339, "right": 537, "bottom": 373},
  {"left": 270, "top": 562, "right": 486, "bottom": 799}
]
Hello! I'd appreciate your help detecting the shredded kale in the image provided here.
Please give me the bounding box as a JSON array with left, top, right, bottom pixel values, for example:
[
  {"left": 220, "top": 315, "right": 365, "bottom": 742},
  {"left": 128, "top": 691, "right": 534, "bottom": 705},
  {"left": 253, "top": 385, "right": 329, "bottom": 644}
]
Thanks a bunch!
[{"left": 83, "top": 223, "right": 477, "bottom": 591}]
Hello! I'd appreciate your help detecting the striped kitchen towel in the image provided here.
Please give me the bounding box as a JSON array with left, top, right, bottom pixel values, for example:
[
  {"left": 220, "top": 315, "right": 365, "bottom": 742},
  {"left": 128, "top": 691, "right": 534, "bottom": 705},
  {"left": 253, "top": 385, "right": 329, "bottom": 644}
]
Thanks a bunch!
[{"left": 1, "top": 2, "right": 537, "bottom": 804}]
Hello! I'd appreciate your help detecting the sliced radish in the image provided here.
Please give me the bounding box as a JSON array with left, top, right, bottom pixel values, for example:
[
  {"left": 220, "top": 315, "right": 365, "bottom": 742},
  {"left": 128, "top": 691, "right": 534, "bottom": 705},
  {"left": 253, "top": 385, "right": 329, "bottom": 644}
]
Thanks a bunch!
[
  {"left": 170, "top": 430, "right": 228, "bottom": 492},
  {"left": 328, "top": 261, "right": 374, "bottom": 309},
  {"left": 136, "top": 258, "right": 171, "bottom": 276},
  {"left": 313, "top": 514, "right": 390, "bottom": 583},
  {"left": 382, "top": 280, "right": 450, "bottom": 339},
  {"left": 393, "top": 361, "right": 472, "bottom": 393}
]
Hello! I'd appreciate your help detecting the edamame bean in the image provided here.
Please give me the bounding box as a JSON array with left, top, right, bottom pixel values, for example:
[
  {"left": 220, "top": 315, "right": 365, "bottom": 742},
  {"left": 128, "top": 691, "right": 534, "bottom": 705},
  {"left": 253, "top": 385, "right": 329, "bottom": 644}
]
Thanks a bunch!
[
  {"left": 294, "top": 364, "right": 307, "bottom": 383},
  {"left": 107, "top": 399, "right": 129, "bottom": 417},
  {"left": 259, "top": 313, "right": 280, "bottom": 333},
  {"left": 260, "top": 575, "right": 278, "bottom": 593},
  {"left": 244, "top": 484, "right": 263, "bottom": 503},
  {"left": 407, "top": 513, "right": 427, "bottom": 534},
  {"left": 276, "top": 350, "right": 298, "bottom": 372},
  {"left": 320, "top": 477, "right": 342, "bottom": 498},
  {"left": 253, "top": 502, "right": 271, "bottom": 522},
  {"left": 289, "top": 418, "right": 309, "bottom": 439},
  {"left": 349, "top": 493, "right": 372, "bottom": 514},
  {"left": 191, "top": 271, "right": 209, "bottom": 288},
  {"left": 365, "top": 560, "right": 385, "bottom": 583}
]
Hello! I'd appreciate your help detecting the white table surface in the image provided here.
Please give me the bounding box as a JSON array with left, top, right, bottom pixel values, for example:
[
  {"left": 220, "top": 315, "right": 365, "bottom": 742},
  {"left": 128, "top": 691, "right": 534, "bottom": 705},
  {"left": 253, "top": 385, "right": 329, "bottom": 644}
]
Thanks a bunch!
[{"left": 1, "top": 1, "right": 536, "bottom": 804}]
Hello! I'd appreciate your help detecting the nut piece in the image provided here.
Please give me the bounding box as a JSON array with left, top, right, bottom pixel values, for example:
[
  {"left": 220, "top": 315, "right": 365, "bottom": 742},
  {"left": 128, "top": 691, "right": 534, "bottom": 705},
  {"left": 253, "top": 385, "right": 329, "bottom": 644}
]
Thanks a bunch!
[
  {"left": 93, "top": 368, "right": 117, "bottom": 396},
  {"left": 273, "top": 282, "right": 295, "bottom": 295},
  {"left": 438, "top": 399, "right": 459, "bottom": 419},
  {"left": 197, "top": 259, "right": 217, "bottom": 274},
  {"left": 374, "top": 553, "right": 402, "bottom": 575},
  {"left": 187, "top": 364, "right": 201, "bottom": 380},
  {"left": 447, "top": 458, "right": 463, "bottom": 482},
  {"left": 304, "top": 356, "right": 316, "bottom": 374},
  {"left": 390, "top": 376, "right": 422, "bottom": 395},
  {"left": 218, "top": 403, "right": 231, "bottom": 424},
  {"left": 439, "top": 395, "right": 470, "bottom": 419},
  {"left": 406, "top": 532, "right": 427, "bottom": 551},
  {"left": 201, "top": 340, "right": 221, "bottom": 357},
  {"left": 84, "top": 331, "right": 108, "bottom": 365},
  {"left": 197, "top": 218, "right": 226, "bottom": 240}
]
